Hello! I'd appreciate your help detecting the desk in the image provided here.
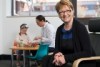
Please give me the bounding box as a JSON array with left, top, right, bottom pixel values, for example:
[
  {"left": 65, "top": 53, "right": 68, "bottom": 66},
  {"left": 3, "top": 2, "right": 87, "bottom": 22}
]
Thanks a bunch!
[{"left": 10, "top": 45, "right": 39, "bottom": 67}]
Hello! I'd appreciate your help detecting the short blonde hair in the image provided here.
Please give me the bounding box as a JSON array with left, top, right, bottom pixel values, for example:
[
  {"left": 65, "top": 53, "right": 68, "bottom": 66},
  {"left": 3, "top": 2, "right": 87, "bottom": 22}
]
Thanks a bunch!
[{"left": 55, "top": 0, "right": 74, "bottom": 13}]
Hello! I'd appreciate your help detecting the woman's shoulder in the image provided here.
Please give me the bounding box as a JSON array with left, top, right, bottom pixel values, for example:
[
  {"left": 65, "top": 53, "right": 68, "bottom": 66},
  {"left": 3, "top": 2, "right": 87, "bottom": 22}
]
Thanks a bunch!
[
  {"left": 74, "top": 19, "right": 87, "bottom": 32},
  {"left": 74, "top": 18, "right": 85, "bottom": 28},
  {"left": 57, "top": 23, "right": 64, "bottom": 30},
  {"left": 58, "top": 23, "right": 64, "bottom": 28},
  {"left": 46, "top": 23, "right": 55, "bottom": 29}
]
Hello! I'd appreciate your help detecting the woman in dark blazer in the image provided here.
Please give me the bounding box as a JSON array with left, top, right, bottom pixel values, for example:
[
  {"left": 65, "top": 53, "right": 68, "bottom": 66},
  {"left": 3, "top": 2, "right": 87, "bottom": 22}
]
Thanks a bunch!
[{"left": 42, "top": 0, "right": 95, "bottom": 67}]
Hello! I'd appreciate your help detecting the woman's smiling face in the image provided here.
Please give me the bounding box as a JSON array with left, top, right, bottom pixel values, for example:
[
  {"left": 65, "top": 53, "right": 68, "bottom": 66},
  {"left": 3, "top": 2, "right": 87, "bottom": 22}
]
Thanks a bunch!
[{"left": 58, "top": 5, "right": 74, "bottom": 23}]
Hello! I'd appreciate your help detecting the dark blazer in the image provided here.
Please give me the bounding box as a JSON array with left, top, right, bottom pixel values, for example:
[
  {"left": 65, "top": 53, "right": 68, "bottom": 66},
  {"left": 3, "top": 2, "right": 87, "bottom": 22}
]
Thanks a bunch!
[{"left": 55, "top": 18, "right": 95, "bottom": 62}]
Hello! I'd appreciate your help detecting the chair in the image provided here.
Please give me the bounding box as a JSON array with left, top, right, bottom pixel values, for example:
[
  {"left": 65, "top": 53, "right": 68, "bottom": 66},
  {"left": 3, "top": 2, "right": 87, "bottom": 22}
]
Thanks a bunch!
[
  {"left": 26, "top": 44, "right": 49, "bottom": 66},
  {"left": 72, "top": 19, "right": 100, "bottom": 67}
]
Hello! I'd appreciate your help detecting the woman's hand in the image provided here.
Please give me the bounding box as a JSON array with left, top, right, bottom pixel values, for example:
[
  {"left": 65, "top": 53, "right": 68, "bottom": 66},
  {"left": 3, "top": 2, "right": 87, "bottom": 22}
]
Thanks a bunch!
[
  {"left": 53, "top": 55, "right": 59, "bottom": 66},
  {"left": 58, "top": 54, "right": 66, "bottom": 65},
  {"left": 32, "top": 42, "right": 39, "bottom": 47},
  {"left": 34, "top": 36, "right": 42, "bottom": 40},
  {"left": 53, "top": 52, "right": 66, "bottom": 66}
]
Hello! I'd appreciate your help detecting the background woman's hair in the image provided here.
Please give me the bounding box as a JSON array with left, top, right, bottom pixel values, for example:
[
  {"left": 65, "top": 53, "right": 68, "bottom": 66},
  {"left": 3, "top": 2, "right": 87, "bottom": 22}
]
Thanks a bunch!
[{"left": 36, "top": 15, "right": 50, "bottom": 23}]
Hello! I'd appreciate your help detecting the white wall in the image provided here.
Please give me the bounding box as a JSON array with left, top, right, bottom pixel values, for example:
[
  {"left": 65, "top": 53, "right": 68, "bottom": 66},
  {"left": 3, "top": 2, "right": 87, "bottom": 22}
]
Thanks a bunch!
[
  {"left": 0, "top": 0, "right": 63, "bottom": 54},
  {"left": 0, "top": 0, "right": 3, "bottom": 54}
]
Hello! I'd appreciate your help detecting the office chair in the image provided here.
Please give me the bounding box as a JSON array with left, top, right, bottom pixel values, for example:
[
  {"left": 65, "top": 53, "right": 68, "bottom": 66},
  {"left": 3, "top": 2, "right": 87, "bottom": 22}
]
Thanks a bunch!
[
  {"left": 26, "top": 44, "right": 49, "bottom": 67},
  {"left": 72, "top": 19, "right": 100, "bottom": 67}
]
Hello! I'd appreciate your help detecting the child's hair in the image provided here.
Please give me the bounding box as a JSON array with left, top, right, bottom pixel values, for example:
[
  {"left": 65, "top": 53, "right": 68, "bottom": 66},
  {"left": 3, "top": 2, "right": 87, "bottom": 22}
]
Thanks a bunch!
[{"left": 19, "top": 23, "right": 28, "bottom": 35}]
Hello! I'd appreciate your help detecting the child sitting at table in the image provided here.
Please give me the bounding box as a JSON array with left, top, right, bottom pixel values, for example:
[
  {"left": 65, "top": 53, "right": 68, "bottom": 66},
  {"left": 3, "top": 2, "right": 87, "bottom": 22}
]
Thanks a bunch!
[{"left": 13, "top": 23, "right": 32, "bottom": 67}]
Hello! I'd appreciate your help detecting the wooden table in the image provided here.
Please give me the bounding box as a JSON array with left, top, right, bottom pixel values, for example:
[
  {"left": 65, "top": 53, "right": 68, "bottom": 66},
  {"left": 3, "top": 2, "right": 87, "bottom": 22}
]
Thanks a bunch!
[{"left": 10, "top": 45, "right": 39, "bottom": 67}]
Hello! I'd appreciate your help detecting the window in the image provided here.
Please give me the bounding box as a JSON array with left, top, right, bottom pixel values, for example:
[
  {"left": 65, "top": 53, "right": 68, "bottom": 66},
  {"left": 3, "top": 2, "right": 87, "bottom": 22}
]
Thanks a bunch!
[
  {"left": 77, "top": 0, "right": 100, "bottom": 18},
  {"left": 12, "top": 0, "right": 60, "bottom": 16}
]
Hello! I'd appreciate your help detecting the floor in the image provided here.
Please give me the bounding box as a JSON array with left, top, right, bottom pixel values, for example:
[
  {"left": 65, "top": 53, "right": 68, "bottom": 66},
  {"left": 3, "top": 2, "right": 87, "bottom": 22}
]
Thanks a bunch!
[
  {"left": 0, "top": 60, "right": 11, "bottom": 67},
  {"left": 0, "top": 60, "right": 26, "bottom": 67},
  {"left": 0, "top": 60, "right": 41, "bottom": 67}
]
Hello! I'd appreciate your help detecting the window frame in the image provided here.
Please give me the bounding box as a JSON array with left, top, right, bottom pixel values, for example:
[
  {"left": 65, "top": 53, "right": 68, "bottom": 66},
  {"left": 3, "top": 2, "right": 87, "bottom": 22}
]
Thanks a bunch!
[{"left": 11, "top": 0, "right": 60, "bottom": 17}]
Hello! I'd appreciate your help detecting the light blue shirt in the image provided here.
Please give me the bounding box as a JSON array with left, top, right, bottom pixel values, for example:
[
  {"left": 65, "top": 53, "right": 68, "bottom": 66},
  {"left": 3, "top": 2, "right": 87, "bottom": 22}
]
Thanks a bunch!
[{"left": 41, "top": 23, "right": 55, "bottom": 48}]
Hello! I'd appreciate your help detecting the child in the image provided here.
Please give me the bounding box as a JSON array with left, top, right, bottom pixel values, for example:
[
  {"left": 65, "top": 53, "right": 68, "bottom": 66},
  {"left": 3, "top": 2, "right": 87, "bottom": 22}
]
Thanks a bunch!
[{"left": 13, "top": 23, "right": 32, "bottom": 67}]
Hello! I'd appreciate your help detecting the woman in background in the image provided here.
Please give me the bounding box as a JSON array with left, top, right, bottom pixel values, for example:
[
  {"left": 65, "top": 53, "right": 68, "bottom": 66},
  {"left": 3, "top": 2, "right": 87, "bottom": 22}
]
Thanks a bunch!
[{"left": 34, "top": 15, "right": 56, "bottom": 52}]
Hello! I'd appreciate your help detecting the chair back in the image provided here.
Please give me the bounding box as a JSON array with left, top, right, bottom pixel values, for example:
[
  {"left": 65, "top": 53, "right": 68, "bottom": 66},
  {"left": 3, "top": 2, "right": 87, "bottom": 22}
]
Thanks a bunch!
[
  {"left": 88, "top": 19, "right": 100, "bottom": 56},
  {"left": 35, "top": 44, "right": 49, "bottom": 60},
  {"left": 88, "top": 19, "right": 100, "bottom": 32}
]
